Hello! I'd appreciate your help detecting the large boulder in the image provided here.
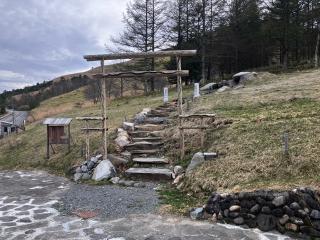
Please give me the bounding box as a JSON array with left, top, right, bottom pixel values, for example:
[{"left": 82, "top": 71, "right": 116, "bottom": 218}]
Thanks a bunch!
[
  {"left": 92, "top": 160, "right": 116, "bottom": 181},
  {"left": 217, "top": 86, "right": 231, "bottom": 93},
  {"left": 200, "top": 82, "right": 219, "bottom": 93},
  {"left": 231, "top": 72, "right": 257, "bottom": 86},
  {"left": 186, "top": 152, "right": 205, "bottom": 175}
]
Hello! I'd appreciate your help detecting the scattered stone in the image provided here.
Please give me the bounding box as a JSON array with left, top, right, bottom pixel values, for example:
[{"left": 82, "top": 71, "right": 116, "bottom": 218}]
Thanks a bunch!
[
  {"left": 174, "top": 166, "right": 184, "bottom": 176},
  {"left": 290, "top": 202, "right": 301, "bottom": 210},
  {"left": 234, "top": 217, "right": 244, "bottom": 225},
  {"left": 190, "top": 208, "right": 204, "bottom": 220},
  {"left": 92, "top": 160, "right": 116, "bottom": 181},
  {"left": 229, "top": 205, "right": 241, "bottom": 212},
  {"left": 272, "top": 196, "right": 286, "bottom": 207},
  {"left": 285, "top": 223, "right": 299, "bottom": 232},
  {"left": 261, "top": 206, "right": 271, "bottom": 214},
  {"left": 256, "top": 214, "right": 276, "bottom": 232},
  {"left": 87, "top": 161, "right": 95, "bottom": 170},
  {"left": 110, "top": 177, "right": 120, "bottom": 184},
  {"left": 229, "top": 212, "right": 240, "bottom": 218},
  {"left": 173, "top": 174, "right": 185, "bottom": 185},
  {"left": 133, "top": 182, "right": 146, "bottom": 188},
  {"left": 81, "top": 165, "right": 88, "bottom": 173},
  {"left": 74, "top": 173, "right": 83, "bottom": 182},
  {"left": 311, "top": 210, "right": 320, "bottom": 219},
  {"left": 250, "top": 204, "right": 260, "bottom": 214},
  {"left": 82, "top": 173, "right": 91, "bottom": 180},
  {"left": 75, "top": 167, "right": 82, "bottom": 173},
  {"left": 217, "top": 86, "right": 231, "bottom": 93}
]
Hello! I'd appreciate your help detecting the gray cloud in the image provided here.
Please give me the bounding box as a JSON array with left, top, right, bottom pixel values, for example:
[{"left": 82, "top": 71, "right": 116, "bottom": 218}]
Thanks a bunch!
[{"left": 0, "top": 0, "right": 130, "bottom": 93}]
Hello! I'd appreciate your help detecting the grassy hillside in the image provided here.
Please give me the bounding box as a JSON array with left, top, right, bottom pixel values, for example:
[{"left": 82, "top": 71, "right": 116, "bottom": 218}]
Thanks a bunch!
[
  {"left": 1, "top": 69, "right": 320, "bottom": 194},
  {"left": 0, "top": 86, "right": 178, "bottom": 175},
  {"left": 175, "top": 69, "right": 320, "bottom": 193}
]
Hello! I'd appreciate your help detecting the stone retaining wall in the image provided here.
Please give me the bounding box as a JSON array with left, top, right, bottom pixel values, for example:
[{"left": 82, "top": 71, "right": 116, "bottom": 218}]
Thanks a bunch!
[{"left": 204, "top": 188, "right": 320, "bottom": 238}]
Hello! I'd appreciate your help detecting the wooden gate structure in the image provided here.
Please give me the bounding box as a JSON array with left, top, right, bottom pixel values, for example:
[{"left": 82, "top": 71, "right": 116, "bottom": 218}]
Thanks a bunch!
[{"left": 82, "top": 50, "right": 197, "bottom": 160}]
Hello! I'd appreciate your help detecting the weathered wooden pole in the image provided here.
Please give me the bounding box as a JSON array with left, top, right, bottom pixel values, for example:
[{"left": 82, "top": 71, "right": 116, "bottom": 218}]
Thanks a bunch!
[
  {"left": 101, "top": 59, "right": 108, "bottom": 160},
  {"left": 47, "top": 125, "right": 50, "bottom": 159},
  {"left": 85, "top": 120, "right": 90, "bottom": 160},
  {"left": 177, "top": 56, "right": 185, "bottom": 160}
]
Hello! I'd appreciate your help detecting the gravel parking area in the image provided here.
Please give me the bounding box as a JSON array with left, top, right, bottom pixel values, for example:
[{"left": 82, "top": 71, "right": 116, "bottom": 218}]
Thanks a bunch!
[{"left": 58, "top": 182, "right": 159, "bottom": 220}]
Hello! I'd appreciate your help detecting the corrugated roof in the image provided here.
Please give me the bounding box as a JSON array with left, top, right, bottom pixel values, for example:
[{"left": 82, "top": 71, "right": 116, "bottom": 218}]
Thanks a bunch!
[
  {"left": 0, "top": 111, "right": 28, "bottom": 127},
  {"left": 43, "top": 118, "right": 72, "bottom": 125}
]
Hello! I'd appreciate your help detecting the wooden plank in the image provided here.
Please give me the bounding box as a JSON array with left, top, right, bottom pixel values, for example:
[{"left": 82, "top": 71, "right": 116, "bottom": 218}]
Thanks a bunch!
[
  {"left": 84, "top": 50, "right": 197, "bottom": 61},
  {"left": 93, "top": 70, "right": 189, "bottom": 79}
]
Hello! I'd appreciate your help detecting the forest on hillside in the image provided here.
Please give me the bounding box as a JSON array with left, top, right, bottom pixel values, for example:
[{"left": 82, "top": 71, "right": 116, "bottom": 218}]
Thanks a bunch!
[
  {"left": 1, "top": 0, "right": 319, "bottom": 112},
  {"left": 112, "top": 0, "right": 320, "bottom": 85}
]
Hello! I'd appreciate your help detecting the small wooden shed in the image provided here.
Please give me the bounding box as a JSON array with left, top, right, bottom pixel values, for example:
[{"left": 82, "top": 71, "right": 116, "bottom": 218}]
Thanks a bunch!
[{"left": 43, "top": 118, "right": 72, "bottom": 159}]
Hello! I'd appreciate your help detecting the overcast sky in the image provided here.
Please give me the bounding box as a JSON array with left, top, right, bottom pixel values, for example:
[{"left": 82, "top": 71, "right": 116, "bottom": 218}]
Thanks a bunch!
[{"left": 0, "top": 0, "right": 130, "bottom": 93}]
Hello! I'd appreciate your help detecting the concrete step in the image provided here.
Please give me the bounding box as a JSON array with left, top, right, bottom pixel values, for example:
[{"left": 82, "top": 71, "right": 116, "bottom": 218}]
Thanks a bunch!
[
  {"left": 133, "top": 157, "right": 169, "bottom": 164},
  {"left": 132, "top": 137, "right": 163, "bottom": 143},
  {"left": 125, "top": 141, "right": 163, "bottom": 151},
  {"left": 125, "top": 167, "right": 173, "bottom": 181},
  {"left": 135, "top": 124, "right": 165, "bottom": 131},
  {"left": 130, "top": 131, "right": 162, "bottom": 138}
]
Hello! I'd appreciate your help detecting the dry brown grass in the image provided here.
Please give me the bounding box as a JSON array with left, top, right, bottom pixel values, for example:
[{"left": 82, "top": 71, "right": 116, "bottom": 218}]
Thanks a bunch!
[{"left": 165, "top": 69, "right": 320, "bottom": 193}]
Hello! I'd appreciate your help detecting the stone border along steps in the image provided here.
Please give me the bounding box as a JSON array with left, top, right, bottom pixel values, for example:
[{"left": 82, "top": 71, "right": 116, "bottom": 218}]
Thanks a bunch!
[{"left": 123, "top": 102, "right": 177, "bottom": 181}]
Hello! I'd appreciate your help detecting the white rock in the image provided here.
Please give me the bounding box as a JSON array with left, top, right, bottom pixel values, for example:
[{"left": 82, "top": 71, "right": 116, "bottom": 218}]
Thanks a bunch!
[
  {"left": 110, "top": 177, "right": 120, "bottom": 184},
  {"left": 217, "top": 86, "right": 231, "bottom": 93},
  {"left": 122, "top": 122, "right": 135, "bottom": 131},
  {"left": 92, "top": 160, "right": 116, "bottom": 181},
  {"left": 186, "top": 152, "right": 205, "bottom": 175}
]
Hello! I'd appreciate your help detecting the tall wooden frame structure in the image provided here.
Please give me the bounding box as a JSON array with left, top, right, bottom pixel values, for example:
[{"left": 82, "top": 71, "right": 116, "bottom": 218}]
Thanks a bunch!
[{"left": 83, "top": 50, "right": 197, "bottom": 160}]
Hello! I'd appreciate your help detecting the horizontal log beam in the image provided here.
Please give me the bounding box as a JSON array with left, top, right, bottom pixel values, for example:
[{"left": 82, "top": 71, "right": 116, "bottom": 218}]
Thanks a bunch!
[
  {"left": 93, "top": 70, "right": 189, "bottom": 79},
  {"left": 179, "top": 126, "right": 215, "bottom": 130},
  {"left": 76, "top": 117, "right": 106, "bottom": 121},
  {"left": 84, "top": 50, "right": 197, "bottom": 61},
  {"left": 179, "top": 114, "right": 216, "bottom": 119},
  {"left": 81, "top": 128, "right": 108, "bottom": 132}
]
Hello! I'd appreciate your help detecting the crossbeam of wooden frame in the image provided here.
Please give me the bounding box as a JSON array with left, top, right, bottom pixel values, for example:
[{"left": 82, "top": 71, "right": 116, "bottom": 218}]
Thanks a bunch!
[
  {"left": 84, "top": 50, "right": 197, "bottom": 61},
  {"left": 83, "top": 49, "right": 197, "bottom": 160},
  {"left": 93, "top": 70, "right": 189, "bottom": 79}
]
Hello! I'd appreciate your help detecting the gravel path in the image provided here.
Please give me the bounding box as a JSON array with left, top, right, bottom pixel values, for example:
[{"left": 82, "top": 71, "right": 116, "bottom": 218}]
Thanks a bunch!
[
  {"left": 0, "top": 170, "right": 297, "bottom": 240},
  {"left": 58, "top": 183, "right": 159, "bottom": 220}
]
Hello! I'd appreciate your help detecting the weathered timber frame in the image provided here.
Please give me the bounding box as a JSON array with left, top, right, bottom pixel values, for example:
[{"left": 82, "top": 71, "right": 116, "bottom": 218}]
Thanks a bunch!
[
  {"left": 76, "top": 117, "right": 105, "bottom": 160},
  {"left": 179, "top": 114, "right": 216, "bottom": 160},
  {"left": 83, "top": 50, "right": 197, "bottom": 160}
]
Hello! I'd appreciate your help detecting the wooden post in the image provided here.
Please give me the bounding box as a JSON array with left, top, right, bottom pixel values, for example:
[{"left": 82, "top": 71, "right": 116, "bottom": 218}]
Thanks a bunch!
[
  {"left": 68, "top": 124, "right": 71, "bottom": 153},
  {"left": 101, "top": 59, "right": 108, "bottom": 160},
  {"left": 177, "top": 56, "right": 184, "bottom": 160},
  {"left": 85, "top": 120, "right": 90, "bottom": 160},
  {"left": 200, "top": 117, "right": 205, "bottom": 149},
  {"left": 47, "top": 125, "right": 50, "bottom": 159}
]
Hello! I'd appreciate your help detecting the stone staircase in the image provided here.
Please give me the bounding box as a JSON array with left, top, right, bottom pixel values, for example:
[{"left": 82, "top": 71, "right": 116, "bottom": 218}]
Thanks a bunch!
[{"left": 124, "top": 102, "right": 177, "bottom": 181}]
